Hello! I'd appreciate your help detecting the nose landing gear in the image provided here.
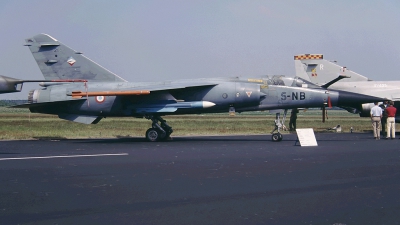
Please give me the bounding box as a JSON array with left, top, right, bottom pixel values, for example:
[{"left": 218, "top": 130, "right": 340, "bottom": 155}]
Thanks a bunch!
[
  {"left": 271, "top": 133, "right": 283, "bottom": 142},
  {"left": 270, "top": 109, "right": 288, "bottom": 142}
]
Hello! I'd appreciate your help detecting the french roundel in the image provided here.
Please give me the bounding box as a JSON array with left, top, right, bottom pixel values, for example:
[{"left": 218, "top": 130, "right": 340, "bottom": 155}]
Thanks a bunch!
[{"left": 95, "top": 96, "right": 105, "bottom": 103}]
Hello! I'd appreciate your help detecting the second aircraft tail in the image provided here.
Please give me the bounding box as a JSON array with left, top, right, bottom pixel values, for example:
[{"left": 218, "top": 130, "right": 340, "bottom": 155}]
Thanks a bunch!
[{"left": 294, "top": 54, "right": 370, "bottom": 85}]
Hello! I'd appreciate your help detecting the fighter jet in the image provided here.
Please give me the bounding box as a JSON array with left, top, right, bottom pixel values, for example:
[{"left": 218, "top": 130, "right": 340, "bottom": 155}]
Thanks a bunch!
[
  {"left": 0, "top": 35, "right": 385, "bottom": 141},
  {"left": 294, "top": 54, "right": 400, "bottom": 120}
]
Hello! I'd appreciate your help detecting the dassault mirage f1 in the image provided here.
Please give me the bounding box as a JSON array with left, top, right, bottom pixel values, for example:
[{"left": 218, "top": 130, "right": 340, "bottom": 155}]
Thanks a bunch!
[
  {"left": 294, "top": 54, "right": 400, "bottom": 121},
  {"left": 0, "top": 34, "right": 384, "bottom": 141}
]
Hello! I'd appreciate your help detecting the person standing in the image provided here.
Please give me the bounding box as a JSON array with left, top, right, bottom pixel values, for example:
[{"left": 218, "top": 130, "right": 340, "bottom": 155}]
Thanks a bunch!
[
  {"left": 289, "top": 108, "right": 299, "bottom": 131},
  {"left": 370, "top": 102, "right": 382, "bottom": 140},
  {"left": 385, "top": 101, "right": 397, "bottom": 139},
  {"left": 380, "top": 100, "right": 388, "bottom": 135}
]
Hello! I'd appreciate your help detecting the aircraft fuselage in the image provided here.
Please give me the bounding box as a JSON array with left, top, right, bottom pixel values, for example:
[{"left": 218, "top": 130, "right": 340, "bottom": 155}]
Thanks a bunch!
[{"left": 27, "top": 77, "right": 337, "bottom": 118}]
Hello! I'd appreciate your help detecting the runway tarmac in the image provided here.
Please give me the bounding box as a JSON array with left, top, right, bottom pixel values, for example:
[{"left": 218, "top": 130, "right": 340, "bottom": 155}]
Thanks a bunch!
[{"left": 1, "top": 133, "right": 400, "bottom": 225}]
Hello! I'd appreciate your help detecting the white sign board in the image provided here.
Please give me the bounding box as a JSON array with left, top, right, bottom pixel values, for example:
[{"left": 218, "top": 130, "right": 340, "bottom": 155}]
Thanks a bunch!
[{"left": 296, "top": 128, "right": 318, "bottom": 146}]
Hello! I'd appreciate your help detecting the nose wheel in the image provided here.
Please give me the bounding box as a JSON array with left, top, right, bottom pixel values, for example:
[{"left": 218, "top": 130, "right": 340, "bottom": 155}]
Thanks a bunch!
[
  {"left": 270, "top": 109, "right": 288, "bottom": 142},
  {"left": 271, "top": 133, "right": 283, "bottom": 142}
]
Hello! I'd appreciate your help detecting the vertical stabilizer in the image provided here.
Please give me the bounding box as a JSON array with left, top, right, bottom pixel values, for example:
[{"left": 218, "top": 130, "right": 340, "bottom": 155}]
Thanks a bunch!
[
  {"left": 294, "top": 54, "right": 370, "bottom": 85},
  {"left": 25, "top": 34, "right": 126, "bottom": 82}
]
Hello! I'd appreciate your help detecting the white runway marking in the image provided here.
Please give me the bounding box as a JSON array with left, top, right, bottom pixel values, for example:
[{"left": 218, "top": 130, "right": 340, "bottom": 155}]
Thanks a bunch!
[{"left": 0, "top": 153, "right": 129, "bottom": 161}]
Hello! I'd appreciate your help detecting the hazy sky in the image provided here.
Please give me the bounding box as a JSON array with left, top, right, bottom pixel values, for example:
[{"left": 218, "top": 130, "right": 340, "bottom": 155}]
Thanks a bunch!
[{"left": 0, "top": 0, "right": 399, "bottom": 99}]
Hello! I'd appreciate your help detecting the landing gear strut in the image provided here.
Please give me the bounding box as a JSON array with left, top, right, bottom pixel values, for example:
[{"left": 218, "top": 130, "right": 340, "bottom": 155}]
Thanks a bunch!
[
  {"left": 270, "top": 109, "right": 288, "bottom": 142},
  {"left": 145, "top": 115, "right": 173, "bottom": 142}
]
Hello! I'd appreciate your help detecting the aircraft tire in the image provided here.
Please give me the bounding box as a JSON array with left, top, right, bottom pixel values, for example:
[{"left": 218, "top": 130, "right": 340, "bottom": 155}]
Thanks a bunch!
[
  {"left": 272, "top": 133, "right": 281, "bottom": 142},
  {"left": 146, "top": 128, "right": 159, "bottom": 142}
]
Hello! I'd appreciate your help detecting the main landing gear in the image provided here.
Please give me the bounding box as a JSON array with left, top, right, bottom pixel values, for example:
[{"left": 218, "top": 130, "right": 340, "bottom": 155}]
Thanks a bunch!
[
  {"left": 145, "top": 115, "right": 173, "bottom": 142},
  {"left": 270, "top": 109, "right": 288, "bottom": 142}
]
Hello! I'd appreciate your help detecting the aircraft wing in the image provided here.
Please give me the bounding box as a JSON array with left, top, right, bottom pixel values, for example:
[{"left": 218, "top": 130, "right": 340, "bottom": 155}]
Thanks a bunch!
[
  {"left": 12, "top": 82, "right": 219, "bottom": 112},
  {"left": 118, "top": 81, "right": 218, "bottom": 93},
  {"left": 133, "top": 81, "right": 218, "bottom": 91},
  {"left": 68, "top": 81, "right": 218, "bottom": 97}
]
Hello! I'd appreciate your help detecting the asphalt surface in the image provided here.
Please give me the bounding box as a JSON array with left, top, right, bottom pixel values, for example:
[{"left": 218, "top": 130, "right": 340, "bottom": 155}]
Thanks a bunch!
[{"left": 1, "top": 133, "right": 400, "bottom": 225}]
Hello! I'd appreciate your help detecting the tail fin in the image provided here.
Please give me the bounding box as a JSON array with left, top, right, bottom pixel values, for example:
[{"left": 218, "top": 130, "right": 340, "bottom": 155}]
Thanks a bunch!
[
  {"left": 24, "top": 34, "right": 126, "bottom": 82},
  {"left": 294, "top": 54, "right": 370, "bottom": 85}
]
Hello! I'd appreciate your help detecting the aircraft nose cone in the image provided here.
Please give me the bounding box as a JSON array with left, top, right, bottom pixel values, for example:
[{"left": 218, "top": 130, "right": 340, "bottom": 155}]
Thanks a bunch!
[{"left": 337, "top": 91, "right": 386, "bottom": 106}]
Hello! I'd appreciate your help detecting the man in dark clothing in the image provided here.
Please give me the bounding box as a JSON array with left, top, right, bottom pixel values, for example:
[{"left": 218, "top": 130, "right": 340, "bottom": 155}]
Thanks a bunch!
[
  {"left": 380, "top": 100, "right": 388, "bottom": 135},
  {"left": 289, "top": 108, "right": 299, "bottom": 131}
]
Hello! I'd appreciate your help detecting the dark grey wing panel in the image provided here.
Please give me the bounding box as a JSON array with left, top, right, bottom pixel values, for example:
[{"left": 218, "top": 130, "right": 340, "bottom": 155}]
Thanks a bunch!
[
  {"left": 10, "top": 99, "right": 85, "bottom": 108},
  {"left": 130, "top": 82, "right": 218, "bottom": 92}
]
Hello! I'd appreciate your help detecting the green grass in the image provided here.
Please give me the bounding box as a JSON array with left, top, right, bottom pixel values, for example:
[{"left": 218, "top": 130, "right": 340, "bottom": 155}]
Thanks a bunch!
[{"left": 0, "top": 107, "right": 372, "bottom": 140}]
